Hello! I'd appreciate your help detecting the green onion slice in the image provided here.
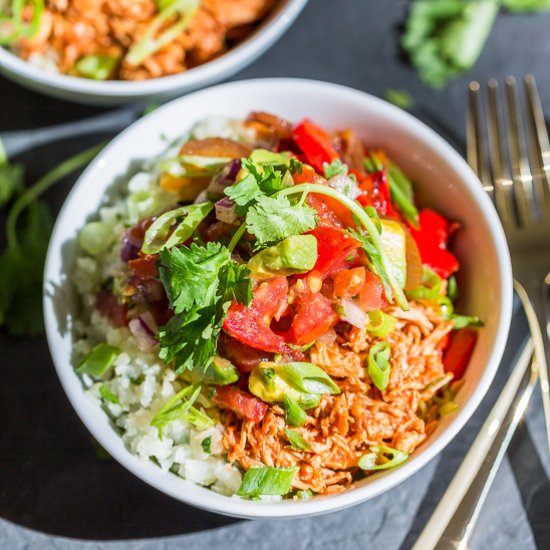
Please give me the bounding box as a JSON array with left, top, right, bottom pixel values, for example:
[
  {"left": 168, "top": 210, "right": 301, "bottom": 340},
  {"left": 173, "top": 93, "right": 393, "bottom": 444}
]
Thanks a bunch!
[
  {"left": 367, "top": 341, "right": 392, "bottom": 391},
  {"left": 99, "top": 384, "right": 120, "bottom": 404},
  {"left": 141, "top": 202, "right": 213, "bottom": 254},
  {"left": 282, "top": 362, "right": 341, "bottom": 395},
  {"left": 365, "top": 310, "right": 397, "bottom": 338},
  {"left": 74, "top": 54, "right": 119, "bottom": 81},
  {"left": 283, "top": 394, "right": 307, "bottom": 427},
  {"left": 0, "top": 0, "right": 44, "bottom": 45},
  {"left": 358, "top": 445, "right": 408, "bottom": 471},
  {"left": 406, "top": 266, "right": 441, "bottom": 301},
  {"left": 77, "top": 343, "right": 120, "bottom": 377},
  {"left": 125, "top": 0, "right": 200, "bottom": 66},
  {"left": 284, "top": 428, "right": 310, "bottom": 450},
  {"left": 237, "top": 466, "right": 298, "bottom": 497}
]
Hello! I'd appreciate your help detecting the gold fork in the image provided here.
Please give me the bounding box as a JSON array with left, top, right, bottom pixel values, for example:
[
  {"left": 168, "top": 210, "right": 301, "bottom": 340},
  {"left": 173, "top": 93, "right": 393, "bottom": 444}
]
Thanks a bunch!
[{"left": 468, "top": 74, "right": 550, "bottom": 451}]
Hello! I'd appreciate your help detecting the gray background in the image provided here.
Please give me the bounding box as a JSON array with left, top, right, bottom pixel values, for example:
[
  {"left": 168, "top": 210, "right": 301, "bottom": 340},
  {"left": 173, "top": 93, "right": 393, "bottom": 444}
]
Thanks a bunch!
[{"left": 1, "top": 1, "right": 550, "bottom": 548}]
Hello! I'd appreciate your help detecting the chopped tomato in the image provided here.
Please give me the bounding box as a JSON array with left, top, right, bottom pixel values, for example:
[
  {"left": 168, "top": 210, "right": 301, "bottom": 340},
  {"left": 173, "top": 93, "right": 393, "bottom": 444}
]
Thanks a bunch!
[
  {"left": 408, "top": 209, "right": 460, "bottom": 279},
  {"left": 306, "top": 194, "right": 344, "bottom": 227},
  {"left": 285, "top": 291, "right": 338, "bottom": 346},
  {"left": 128, "top": 255, "right": 158, "bottom": 280},
  {"left": 333, "top": 267, "right": 366, "bottom": 298},
  {"left": 96, "top": 288, "right": 128, "bottom": 327},
  {"left": 306, "top": 226, "right": 362, "bottom": 278},
  {"left": 358, "top": 271, "right": 387, "bottom": 311},
  {"left": 443, "top": 329, "right": 477, "bottom": 379},
  {"left": 292, "top": 119, "right": 339, "bottom": 173},
  {"left": 212, "top": 386, "right": 268, "bottom": 422},
  {"left": 292, "top": 164, "right": 317, "bottom": 184},
  {"left": 223, "top": 277, "right": 290, "bottom": 353},
  {"left": 219, "top": 333, "right": 273, "bottom": 373}
]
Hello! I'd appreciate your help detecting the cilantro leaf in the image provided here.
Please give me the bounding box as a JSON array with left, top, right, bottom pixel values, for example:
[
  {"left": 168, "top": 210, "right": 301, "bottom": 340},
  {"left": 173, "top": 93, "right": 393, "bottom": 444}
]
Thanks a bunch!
[
  {"left": 403, "top": 0, "right": 499, "bottom": 89},
  {"left": 158, "top": 242, "right": 231, "bottom": 313},
  {"left": 323, "top": 159, "right": 348, "bottom": 179},
  {"left": 224, "top": 172, "right": 262, "bottom": 216},
  {"left": 0, "top": 200, "right": 53, "bottom": 336},
  {"left": 246, "top": 194, "right": 317, "bottom": 247},
  {"left": 158, "top": 304, "right": 219, "bottom": 373},
  {"left": 157, "top": 241, "right": 252, "bottom": 373}
]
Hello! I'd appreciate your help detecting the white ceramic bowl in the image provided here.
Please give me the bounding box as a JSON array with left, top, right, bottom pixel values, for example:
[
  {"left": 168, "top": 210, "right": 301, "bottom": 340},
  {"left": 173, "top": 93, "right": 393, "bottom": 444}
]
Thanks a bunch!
[
  {"left": 44, "top": 78, "right": 513, "bottom": 518},
  {"left": 0, "top": 0, "right": 308, "bottom": 105}
]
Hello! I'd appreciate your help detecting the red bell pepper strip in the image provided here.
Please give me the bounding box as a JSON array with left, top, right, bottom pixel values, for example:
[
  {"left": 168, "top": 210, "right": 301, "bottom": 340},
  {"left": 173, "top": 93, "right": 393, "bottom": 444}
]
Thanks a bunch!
[
  {"left": 292, "top": 119, "right": 339, "bottom": 173},
  {"left": 443, "top": 328, "right": 478, "bottom": 379},
  {"left": 212, "top": 386, "right": 268, "bottom": 422},
  {"left": 408, "top": 209, "right": 460, "bottom": 279}
]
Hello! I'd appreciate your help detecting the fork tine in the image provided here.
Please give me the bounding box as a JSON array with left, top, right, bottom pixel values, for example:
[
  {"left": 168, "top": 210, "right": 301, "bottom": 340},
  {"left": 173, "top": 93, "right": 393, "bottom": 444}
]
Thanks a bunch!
[
  {"left": 486, "top": 79, "right": 516, "bottom": 227},
  {"left": 467, "top": 82, "right": 493, "bottom": 196},
  {"left": 523, "top": 74, "right": 550, "bottom": 212},
  {"left": 503, "top": 76, "right": 536, "bottom": 225}
]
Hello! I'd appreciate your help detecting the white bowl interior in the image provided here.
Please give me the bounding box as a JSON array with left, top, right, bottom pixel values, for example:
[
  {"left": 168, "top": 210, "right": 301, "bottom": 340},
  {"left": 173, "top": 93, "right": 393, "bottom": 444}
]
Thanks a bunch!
[
  {"left": 44, "top": 78, "right": 513, "bottom": 518},
  {"left": 0, "top": 0, "right": 309, "bottom": 105}
]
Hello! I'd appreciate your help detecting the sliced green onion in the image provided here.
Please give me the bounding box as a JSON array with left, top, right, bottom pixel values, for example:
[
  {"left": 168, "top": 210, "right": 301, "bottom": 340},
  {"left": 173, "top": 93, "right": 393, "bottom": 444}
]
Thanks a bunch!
[
  {"left": 282, "top": 362, "right": 341, "bottom": 395},
  {"left": 296, "top": 489, "right": 314, "bottom": 500},
  {"left": 387, "top": 162, "right": 419, "bottom": 228},
  {"left": 141, "top": 202, "right": 213, "bottom": 254},
  {"left": 201, "top": 435, "right": 212, "bottom": 454},
  {"left": 151, "top": 384, "right": 202, "bottom": 437},
  {"left": 283, "top": 394, "right": 307, "bottom": 427},
  {"left": 358, "top": 445, "right": 408, "bottom": 471},
  {"left": 99, "top": 384, "right": 120, "bottom": 405},
  {"left": 0, "top": 0, "right": 44, "bottom": 45},
  {"left": 236, "top": 466, "right": 298, "bottom": 497},
  {"left": 447, "top": 275, "right": 458, "bottom": 302},
  {"left": 79, "top": 221, "right": 114, "bottom": 256},
  {"left": 77, "top": 343, "right": 120, "bottom": 377},
  {"left": 367, "top": 341, "right": 392, "bottom": 391},
  {"left": 284, "top": 428, "right": 310, "bottom": 450},
  {"left": 125, "top": 0, "right": 200, "bottom": 66},
  {"left": 365, "top": 310, "right": 397, "bottom": 338},
  {"left": 439, "top": 401, "right": 459, "bottom": 418},
  {"left": 74, "top": 54, "right": 119, "bottom": 80},
  {"left": 406, "top": 266, "right": 441, "bottom": 301},
  {"left": 451, "top": 314, "right": 483, "bottom": 329}
]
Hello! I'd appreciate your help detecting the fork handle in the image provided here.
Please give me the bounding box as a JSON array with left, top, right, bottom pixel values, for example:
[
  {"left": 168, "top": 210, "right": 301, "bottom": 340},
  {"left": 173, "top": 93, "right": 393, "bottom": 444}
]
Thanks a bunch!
[
  {"left": 515, "top": 279, "right": 550, "bottom": 454},
  {"left": 412, "top": 340, "right": 536, "bottom": 550}
]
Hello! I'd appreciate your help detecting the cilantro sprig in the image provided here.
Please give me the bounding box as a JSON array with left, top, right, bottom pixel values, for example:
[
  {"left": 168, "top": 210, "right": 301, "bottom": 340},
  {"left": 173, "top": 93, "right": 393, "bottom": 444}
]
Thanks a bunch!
[
  {"left": 157, "top": 243, "right": 252, "bottom": 373},
  {"left": 0, "top": 142, "right": 103, "bottom": 336}
]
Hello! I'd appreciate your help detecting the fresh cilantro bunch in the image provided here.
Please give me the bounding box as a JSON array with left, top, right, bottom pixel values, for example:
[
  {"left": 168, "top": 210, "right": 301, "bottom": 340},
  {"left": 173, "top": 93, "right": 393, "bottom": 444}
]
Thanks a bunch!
[
  {"left": 157, "top": 242, "right": 252, "bottom": 373},
  {"left": 0, "top": 141, "right": 103, "bottom": 336}
]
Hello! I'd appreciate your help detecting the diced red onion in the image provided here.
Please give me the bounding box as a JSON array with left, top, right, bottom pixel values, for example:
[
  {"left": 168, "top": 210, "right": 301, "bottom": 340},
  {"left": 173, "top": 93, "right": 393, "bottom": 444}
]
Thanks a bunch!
[
  {"left": 207, "top": 159, "right": 241, "bottom": 196},
  {"left": 339, "top": 298, "right": 366, "bottom": 329},
  {"left": 317, "top": 328, "right": 337, "bottom": 344},
  {"left": 215, "top": 197, "right": 239, "bottom": 224},
  {"left": 120, "top": 231, "right": 141, "bottom": 262},
  {"left": 129, "top": 313, "right": 158, "bottom": 351}
]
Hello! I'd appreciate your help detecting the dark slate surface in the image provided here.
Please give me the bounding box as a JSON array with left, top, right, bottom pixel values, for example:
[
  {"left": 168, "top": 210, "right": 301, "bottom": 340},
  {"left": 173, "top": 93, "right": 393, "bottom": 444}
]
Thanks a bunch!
[{"left": 1, "top": 0, "right": 550, "bottom": 548}]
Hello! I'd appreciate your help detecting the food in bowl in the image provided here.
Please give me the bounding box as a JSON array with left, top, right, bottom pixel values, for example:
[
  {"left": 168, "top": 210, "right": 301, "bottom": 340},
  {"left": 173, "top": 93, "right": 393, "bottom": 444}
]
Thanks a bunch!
[
  {"left": 0, "top": 0, "right": 277, "bottom": 80},
  {"left": 72, "top": 111, "right": 481, "bottom": 499}
]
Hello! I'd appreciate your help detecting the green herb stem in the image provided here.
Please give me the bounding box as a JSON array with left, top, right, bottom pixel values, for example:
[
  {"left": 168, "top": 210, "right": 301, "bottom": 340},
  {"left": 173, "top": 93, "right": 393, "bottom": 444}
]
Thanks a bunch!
[
  {"left": 227, "top": 223, "right": 247, "bottom": 253},
  {"left": 6, "top": 142, "right": 104, "bottom": 250},
  {"left": 277, "top": 183, "right": 409, "bottom": 310}
]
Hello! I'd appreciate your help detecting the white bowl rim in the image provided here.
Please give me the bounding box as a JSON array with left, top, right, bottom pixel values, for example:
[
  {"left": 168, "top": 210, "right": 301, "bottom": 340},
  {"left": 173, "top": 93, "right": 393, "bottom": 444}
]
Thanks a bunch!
[
  {"left": 44, "top": 77, "right": 513, "bottom": 519},
  {"left": 0, "top": 0, "right": 308, "bottom": 98}
]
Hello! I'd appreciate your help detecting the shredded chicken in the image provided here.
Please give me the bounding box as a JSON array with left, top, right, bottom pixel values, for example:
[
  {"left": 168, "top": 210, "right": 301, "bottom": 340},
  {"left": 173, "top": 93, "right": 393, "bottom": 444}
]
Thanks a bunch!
[
  {"left": 222, "top": 301, "right": 454, "bottom": 495},
  {"left": 15, "top": 0, "right": 277, "bottom": 80}
]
